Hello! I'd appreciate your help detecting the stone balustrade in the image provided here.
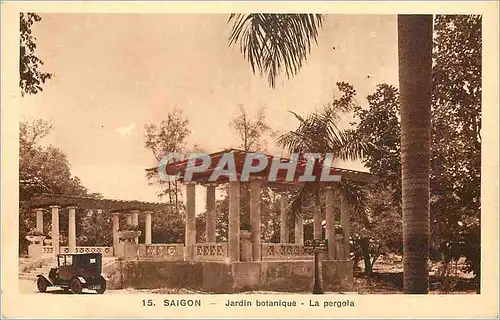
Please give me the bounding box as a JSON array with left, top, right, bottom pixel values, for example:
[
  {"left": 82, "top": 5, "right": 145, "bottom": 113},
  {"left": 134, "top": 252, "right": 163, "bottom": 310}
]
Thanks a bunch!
[
  {"left": 42, "top": 246, "right": 54, "bottom": 256},
  {"left": 42, "top": 246, "right": 114, "bottom": 257},
  {"left": 138, "top": 244, "right": 185, "bottom": 261},
  {"left": 194, "top": 243, "right": 229, "bottom": 262},
  {"left": 261, "top": 243, "right": 313, "bottom": 261},
  {"left": 62, "top": 246, "right": 114, "bottom": 257}
]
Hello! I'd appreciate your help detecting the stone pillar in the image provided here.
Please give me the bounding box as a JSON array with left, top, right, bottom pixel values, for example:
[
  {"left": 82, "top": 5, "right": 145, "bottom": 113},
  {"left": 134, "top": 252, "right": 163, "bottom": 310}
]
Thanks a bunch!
[
  {"left": 145, "top": 211, "right": 152, "bottom": 244},
  {"left": 50, "top": 205, "right": 60, "bottom": 255},
  {"left": 35, "top": 208, "right": 44, "bottom": 233},
  {"left": 228, "top": 181, "right": 241, "bottom": 262},
  {"left": 294, "top": 213, "right": 304, "bottom": 244},
  {"left": 185, "top": 183, "right": 196, "bottom": 261},
  {"left": 131, "top": 210, "right": 140, "bottom": 244},
  {"left": 205, "top": 184, "right": 216, "bottom": 243},
  {"left": 340, "top": 191, "right": 351, "bottom": 260},
  {"left": 250, "top": 179, "right": 262, "bottom": 261},
  {"left": 280, "top": 194, "right": 289, "bottom": 243},
  {"left": 126, "top": 213, "right": 132, "bottom": 225},
  {"left": 240, "top": 230, "right": 252, "bottom": 262},
  {"left": 313, "top": 204, "right": 322, "bottom": 240},
  {"left": 68, "top": 206, "right": 77, "bottom": 253},
  {"left": 131, "top": 210, "right": 139, "bottom": 226},
  {"left": 112, "top": 213, "right": 120, "bottom": 256},
  {"left": 325, "top": 187, "right": 335, "bottom": 260}
]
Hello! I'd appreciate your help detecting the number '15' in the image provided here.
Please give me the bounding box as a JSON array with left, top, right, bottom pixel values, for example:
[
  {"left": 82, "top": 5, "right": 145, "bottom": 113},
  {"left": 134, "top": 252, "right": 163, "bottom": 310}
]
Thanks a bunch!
[{"left": 142, "top": 299, "right": 154, "bottom": 306}]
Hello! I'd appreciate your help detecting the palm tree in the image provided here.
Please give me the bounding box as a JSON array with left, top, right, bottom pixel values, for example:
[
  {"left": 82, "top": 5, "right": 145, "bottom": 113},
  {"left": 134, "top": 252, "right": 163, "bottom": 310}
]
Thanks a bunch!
[
  {"left": 275, "top": 86, "right": 366, "bottom": 233},
  {"left": 228, "top": 13, "right": 433, "bottom": 294},
  {"left": 397, "top": 15, "right": 433, "bottom": 294}
]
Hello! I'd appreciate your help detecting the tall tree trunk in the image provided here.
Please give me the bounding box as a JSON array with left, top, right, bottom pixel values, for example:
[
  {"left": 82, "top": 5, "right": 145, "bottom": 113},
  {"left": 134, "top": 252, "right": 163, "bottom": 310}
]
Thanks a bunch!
[{"left": 398, "top": 15, "right": 433, "bottom": 294}]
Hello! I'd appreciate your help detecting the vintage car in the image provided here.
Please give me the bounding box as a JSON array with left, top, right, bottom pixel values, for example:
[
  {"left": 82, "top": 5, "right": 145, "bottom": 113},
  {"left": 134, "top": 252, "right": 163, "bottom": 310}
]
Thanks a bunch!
[{"left": 36, "top": 253, "right": 108, "bottom": 294}]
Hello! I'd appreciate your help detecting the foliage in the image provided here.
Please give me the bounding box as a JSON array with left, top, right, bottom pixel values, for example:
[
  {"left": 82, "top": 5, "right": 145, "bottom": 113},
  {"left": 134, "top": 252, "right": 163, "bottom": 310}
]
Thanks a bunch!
[
  {"left": 230, "top": 105, "right": 275, "bottom": 153},
  {"left": 351, "top": 15, "right": 482, "bottom": 281},
  {"left": 20, "top": 13, "right": 52, "bottom": 96},
  {"left": 19, "top": 119, "right": 89, "bottom": 253},
  {"left": 229, "top": 105, "right": 276, "bottom": 230},
  {"left": 351, "top": 84, "right": 401, "bottom": 203},
  {"left": 228, "top": 14, "right": 323, "bottom": 88},
  {"left": 78, "top": 209, "right": 113, "bottom": 246},
  {"left": 351, "top": 184, "right": 403, "bottom": 275},
  {"left": 431, "top": 14, "right": 481, "bottom": 280},
  {"left": 150, "top": 208, "right": 185, "bottom": 244},
  {"left": 277, "top": 82, "right": 366, "bottom": 218},
  {"left": 144, "top": 108, "right": 191, "bottom": 209}
]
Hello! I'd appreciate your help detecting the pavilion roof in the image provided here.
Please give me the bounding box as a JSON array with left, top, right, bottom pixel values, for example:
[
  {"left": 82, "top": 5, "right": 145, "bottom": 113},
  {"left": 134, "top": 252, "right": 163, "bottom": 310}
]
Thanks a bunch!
[
  {"left": 146, "top": 148, "right": 375, "bottom": 187},
  {"left": 25, "top": 193, "right": 169, "bottom": 212}
]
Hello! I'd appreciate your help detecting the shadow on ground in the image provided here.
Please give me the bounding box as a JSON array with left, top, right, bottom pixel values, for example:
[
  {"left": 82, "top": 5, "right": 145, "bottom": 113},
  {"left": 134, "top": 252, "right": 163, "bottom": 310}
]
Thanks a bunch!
[{"left": 353, "top": 271, "right": 479, "bottom": 294}]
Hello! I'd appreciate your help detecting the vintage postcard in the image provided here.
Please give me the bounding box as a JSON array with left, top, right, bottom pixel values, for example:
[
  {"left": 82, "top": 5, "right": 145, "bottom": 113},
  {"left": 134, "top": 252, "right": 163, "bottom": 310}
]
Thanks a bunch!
[{"left": 2, "top": 1, "right": 499, "bottom": 319}]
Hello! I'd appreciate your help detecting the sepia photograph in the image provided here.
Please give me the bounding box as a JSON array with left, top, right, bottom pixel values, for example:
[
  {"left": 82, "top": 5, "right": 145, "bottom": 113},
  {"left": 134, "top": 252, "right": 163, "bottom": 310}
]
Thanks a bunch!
[{"left": 2, "top": 1, "right": 499, "bottom": 319}]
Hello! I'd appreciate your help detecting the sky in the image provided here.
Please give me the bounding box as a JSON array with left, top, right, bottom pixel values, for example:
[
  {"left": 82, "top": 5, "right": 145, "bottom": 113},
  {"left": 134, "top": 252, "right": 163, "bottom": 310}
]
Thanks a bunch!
[{"left": 20, "top": 14, "right": 399, "bottom": 208}]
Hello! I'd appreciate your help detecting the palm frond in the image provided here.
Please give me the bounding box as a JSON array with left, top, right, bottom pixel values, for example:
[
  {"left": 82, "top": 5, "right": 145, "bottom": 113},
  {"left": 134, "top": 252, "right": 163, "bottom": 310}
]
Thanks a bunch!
[
  {"left": 228, "top": 14, "right": 324, "bottom": 88},
  {"left": 287, "top": 182, "right": 320, "bottom": 217}
]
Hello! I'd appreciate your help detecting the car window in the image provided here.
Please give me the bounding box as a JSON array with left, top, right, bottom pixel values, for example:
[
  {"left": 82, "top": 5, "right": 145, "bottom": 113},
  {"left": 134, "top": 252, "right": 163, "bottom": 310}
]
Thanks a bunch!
[{"left": 66, "top": 255, "right": 73, "bottom": 265}]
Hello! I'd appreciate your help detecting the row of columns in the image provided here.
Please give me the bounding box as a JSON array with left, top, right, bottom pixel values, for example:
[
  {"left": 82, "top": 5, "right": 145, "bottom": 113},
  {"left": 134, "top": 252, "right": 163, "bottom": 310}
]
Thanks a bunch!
[
  {"left": 34, "top": 206, "right": 153, "bottom": 255},
  {"left": 184, "top": 180, "right": 350, "bottom": 262},
  {"left": 34, "top": 206, "right": 76, "bottom": 257}
]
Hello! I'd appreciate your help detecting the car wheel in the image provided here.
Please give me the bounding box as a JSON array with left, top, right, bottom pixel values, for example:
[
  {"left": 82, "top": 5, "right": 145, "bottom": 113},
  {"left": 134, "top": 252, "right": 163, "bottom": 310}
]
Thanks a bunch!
[
  {"left": 96, "top": 277, "right": 107, "bottom": 294},
  {"left": 37, "top": 277, "right": 47, "bottom": 293},
  {"left": 70, "top": 278, "right": 83, "bottom": 294}
]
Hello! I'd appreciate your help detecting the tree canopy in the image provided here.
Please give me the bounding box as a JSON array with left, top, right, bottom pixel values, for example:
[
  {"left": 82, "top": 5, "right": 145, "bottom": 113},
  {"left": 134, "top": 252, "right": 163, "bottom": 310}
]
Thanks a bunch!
[{"left": 20, "top": 13, "right": 52, "bottom": 96}]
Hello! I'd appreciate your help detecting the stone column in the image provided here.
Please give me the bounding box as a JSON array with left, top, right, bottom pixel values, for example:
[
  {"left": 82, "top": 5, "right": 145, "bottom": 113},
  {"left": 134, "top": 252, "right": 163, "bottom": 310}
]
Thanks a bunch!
[
  {"left": 35, "top": 208, "right": 44, "bottom": 233},
  {"left": 145, "top": 211, "right": 152, "bottom": 244},
  {"left": 126, "top": 213, "right": 132, "bottom": 225},
  {"left": 250, "top": 179, "right": 262, "bottom": 261},
  {"left": 131, "top": 210, "right": 140, "bottom": 244},
  {"left": 50, "top": 205, "right": 60, "bottom": 255},
  {"left": 185, "top": 183, "right": 196, "bottom": 261},
  {"left": 313, "top": 204, "right": 322, "bottom": 240},
  {"left": 205, "top": 184, "right": 216, "bottom": 243},
  {"left": 131, "top": 210, "right": 139, "bottom": 226},
  {"left": 280, "top": 194, "right": 289, "bottom": 243},
  {"left": 325, "top": 187, "right": 335, "bottom": 260},
  {"left": 68, "top": 206, "right": 77, "bottom": 253},
  {"left": 112, "top": 213, "right": 120, "bottom": 256},
  {"left": 228, "top": 181, "right": 241, "bottom": 262},
  {"left": 340, "top": 191, "right": 351, "bottom": 260},
  {"left": 294, "top": 213, "right": 304, "bottom": 244}
]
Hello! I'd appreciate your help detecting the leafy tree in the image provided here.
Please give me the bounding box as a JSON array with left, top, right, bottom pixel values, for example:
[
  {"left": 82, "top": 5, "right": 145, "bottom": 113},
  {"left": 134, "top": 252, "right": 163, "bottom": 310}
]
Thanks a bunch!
[
  {"left": 19, "top": 119, "right": 88, "bottom": 253},
  {"left": 149, "top": 208, "right": 185, "bottom": 244},
  {"left": 352, "top": 15, "right": 482, "bottom": 289},
  {"left": 352, "top": 84, "right": 401, "bottom": 203},
  {"left": 144, "top": 108, "right": 191, "bottom": 210},
  {"left": 351, "top": 184, "right": 403, "bottom": 276},
  {"left": 230, "top": 105, "right": 275, "bottom": 152},
  {"left": 20, "top": 13, "right": 52, "bottom": 96},
  {"left": 229, "top": 105, "right": 276, "bottom": 230},
  {"left": 431, "top": 15, "right": 481, "bottom": 288}
]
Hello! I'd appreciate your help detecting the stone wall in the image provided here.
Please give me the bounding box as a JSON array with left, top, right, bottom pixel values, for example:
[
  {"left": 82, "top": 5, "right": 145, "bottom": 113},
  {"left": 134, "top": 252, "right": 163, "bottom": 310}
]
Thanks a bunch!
[{"left": 104, "top": 259, "right": 353, "bottom": 293}]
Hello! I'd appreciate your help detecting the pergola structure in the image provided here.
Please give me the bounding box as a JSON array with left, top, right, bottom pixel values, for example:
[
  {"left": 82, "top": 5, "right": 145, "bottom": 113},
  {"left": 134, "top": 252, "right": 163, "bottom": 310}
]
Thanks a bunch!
[
  {"left": 26, "top": 193, "right": 169, "bottom": 257},
  {"left": 148, "top": 148, "right": 375, "bottom": 263}
]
